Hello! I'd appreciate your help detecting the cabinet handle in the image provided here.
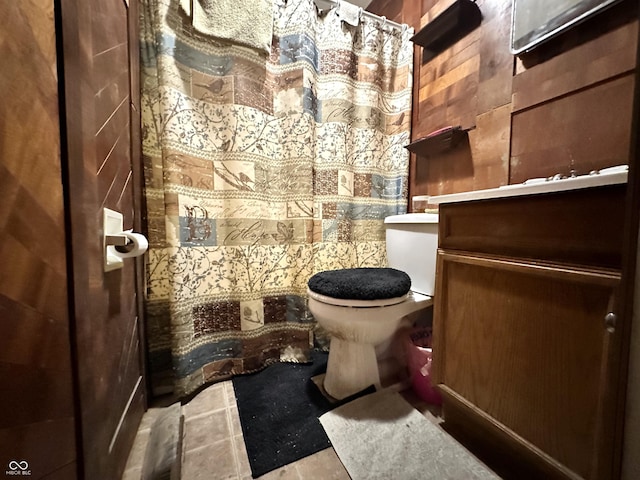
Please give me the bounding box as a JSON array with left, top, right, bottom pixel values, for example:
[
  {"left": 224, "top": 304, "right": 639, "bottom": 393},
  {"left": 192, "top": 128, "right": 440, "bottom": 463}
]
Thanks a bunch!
[{"left": 604, "top": 312, "right": 617, "bottom": 333}]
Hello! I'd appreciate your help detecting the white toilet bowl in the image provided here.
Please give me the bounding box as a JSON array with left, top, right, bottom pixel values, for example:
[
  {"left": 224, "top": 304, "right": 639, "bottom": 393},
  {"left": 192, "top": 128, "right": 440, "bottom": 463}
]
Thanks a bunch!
[{"left": 307, "top": 288, "right": 433, "bottom": 399}]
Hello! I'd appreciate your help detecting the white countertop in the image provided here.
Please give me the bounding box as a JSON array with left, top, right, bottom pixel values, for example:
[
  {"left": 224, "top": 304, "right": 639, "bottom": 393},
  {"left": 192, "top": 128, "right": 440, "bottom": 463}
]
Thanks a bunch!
[{"left": 420, "top": 168, "right": 628, "bottom": 205}]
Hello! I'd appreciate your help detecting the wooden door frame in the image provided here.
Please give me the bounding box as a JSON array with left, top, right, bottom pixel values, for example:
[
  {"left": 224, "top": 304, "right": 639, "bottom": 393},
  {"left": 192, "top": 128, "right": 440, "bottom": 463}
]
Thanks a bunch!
[
  {"left": 125, "top": 0, "right": 150, "bottom": 405},
  {"left": 617, "top": 5, "right": 640, "bottom": 478}
]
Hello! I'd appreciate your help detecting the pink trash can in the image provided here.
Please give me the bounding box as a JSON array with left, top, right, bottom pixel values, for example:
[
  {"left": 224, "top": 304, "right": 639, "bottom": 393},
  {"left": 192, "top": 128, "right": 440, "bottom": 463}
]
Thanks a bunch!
[{"left": 405, "top": 327, "right": 442, "bottom": 405}]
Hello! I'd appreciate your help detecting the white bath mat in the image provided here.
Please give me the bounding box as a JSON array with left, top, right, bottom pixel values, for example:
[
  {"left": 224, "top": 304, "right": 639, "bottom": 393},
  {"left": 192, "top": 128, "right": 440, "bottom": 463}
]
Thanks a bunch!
[{"left": 319, "top": 390, "right": 499, "bottom": 480}]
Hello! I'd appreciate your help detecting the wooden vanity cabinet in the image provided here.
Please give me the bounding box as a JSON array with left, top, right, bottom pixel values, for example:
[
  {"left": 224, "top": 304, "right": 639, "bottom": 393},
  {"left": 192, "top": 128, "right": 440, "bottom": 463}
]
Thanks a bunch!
[{"left": 432, "top": 184, "right": 626, "bottom": 480}]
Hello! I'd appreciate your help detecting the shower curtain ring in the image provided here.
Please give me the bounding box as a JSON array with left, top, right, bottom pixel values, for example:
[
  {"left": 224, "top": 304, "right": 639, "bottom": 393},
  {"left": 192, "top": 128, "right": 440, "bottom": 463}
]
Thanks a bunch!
[{"left": 381, "top": 16, "right": 387, "bottom": 27}]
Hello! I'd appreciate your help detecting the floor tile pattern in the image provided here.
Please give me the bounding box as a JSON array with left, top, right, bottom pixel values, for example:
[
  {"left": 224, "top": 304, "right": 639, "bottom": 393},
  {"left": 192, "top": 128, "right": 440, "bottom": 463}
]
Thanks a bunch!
[{"left": 122, "top": 380, "right": 351, "bottom": 479}]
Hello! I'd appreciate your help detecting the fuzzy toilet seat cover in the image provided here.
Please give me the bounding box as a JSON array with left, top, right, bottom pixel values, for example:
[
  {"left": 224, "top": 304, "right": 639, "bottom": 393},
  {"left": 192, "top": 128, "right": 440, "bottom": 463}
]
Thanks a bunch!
[{"left": 307, "top": 267, "right": 411, "bottom": 300}]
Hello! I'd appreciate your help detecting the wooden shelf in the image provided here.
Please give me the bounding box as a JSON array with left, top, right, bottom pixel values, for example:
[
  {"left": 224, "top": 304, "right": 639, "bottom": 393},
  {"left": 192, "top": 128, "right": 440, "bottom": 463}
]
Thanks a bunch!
[
  {"left": 405, "top": 126, "right": 472, "bottom": 157},
  {"left": 411, "top": 0, "right": 482, "bottom": 62}
]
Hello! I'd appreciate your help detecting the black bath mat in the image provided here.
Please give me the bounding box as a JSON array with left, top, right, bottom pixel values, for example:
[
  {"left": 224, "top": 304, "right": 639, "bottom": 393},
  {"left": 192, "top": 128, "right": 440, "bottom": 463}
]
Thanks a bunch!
[
  {"left": 232, "top": 351, "right": 375, "bottom": 478},
  {"left": 232, "top": 351, "right": 331, "bottom": 478}
]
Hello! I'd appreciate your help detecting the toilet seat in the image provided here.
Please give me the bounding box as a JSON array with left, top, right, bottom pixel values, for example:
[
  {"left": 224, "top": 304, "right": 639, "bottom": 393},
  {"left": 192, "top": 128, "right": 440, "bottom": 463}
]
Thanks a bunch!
[
  {"left": 308, "top": 267, "right": 411, "bottom": 301},
  {"left": 307, "top": 288, "right": 409, "bottom": 307}
]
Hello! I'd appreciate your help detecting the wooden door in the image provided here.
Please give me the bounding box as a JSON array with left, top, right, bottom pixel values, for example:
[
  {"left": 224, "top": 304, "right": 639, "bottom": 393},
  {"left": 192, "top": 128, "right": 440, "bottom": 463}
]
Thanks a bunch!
[{"left": 59, "top": 0, "right": 146, "bottom": 478}]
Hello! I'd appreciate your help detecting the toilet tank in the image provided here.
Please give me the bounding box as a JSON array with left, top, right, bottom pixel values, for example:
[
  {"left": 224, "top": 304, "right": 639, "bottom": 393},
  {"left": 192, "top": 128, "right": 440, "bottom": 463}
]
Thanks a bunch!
[{"left": 384, "top": 213, "right": 439, "bottom": 296}]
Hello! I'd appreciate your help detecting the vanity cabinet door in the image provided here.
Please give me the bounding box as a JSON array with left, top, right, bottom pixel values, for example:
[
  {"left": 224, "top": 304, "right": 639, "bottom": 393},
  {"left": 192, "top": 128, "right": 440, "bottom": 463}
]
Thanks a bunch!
[{"left": 432, "top": 251, "right": 620, "bottom": 480}]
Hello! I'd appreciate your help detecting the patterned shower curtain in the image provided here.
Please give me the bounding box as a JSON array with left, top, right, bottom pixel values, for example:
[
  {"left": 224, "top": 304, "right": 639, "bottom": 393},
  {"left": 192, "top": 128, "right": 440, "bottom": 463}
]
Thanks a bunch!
[{"left": 140, "top": 0, "right": 414, "bottom": 397}]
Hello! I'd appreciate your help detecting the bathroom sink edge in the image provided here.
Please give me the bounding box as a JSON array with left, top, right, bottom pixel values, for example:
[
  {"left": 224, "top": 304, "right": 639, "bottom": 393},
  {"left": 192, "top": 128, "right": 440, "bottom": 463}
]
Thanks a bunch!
[{"left": 426, "top": 170, "right": 628, "bottom": 205}]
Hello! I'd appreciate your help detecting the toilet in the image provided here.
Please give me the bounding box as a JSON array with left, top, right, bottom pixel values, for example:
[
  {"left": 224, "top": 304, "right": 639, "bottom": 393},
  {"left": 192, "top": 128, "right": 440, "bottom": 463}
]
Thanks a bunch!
[{"left": 307, "top": 213, "right": 439, "bottom": 400}]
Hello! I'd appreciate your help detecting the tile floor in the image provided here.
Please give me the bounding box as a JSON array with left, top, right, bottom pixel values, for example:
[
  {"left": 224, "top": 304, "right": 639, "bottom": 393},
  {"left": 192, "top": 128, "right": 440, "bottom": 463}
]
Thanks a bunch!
[
  {"left": 121, "top": 377, "right": 515, "bottom": 480},
  {"left": 121, "top": 379, "right": 356, "bottom": 480}
]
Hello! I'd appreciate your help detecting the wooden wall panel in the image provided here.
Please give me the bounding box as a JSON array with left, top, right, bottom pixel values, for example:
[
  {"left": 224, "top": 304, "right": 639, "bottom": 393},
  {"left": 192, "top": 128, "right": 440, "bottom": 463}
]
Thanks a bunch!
[
  {"left": 475, "top": 0, "right": 513, "bottom": 114},
  {"left": 369, "top": 0, "right": 637, "bottom": 209},
  {"left": 416, "top": 104, "right": 510, "bottom": 198},
  {"left": 370, "top": 0, "right": 514, "bottom": 205},
  {"left": 511, "top": 4, "right": 638, "bottom": 184},
  {"left": 416, "top": 29, "right": 481, "bottom": 134},
  {"left": 512, "top": 20, "right": 637, "bottom": 113},
  {"left": 0, "top": 0, "right": 77, "bottom": 477},
  {"left": 369, "top": 0, "right": 420, "bottom": 25},
  {"left": 511, "top": 74, "right": 635, "bottom": 184}
]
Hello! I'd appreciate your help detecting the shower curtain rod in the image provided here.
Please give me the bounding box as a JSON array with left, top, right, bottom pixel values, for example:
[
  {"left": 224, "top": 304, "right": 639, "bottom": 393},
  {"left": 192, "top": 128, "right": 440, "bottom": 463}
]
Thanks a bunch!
[{"left": 314, "top": 0, "right": 406, "bottom": 31}]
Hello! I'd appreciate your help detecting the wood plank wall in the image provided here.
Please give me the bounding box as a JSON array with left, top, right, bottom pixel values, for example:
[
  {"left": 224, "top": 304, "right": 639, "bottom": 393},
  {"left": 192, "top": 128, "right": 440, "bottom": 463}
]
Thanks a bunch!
[
  {"left": 0, "top": 1, "right": 78, "bottom": 478},
  {"left": 511, "top": 3, "right": 637, "bottom": 184},
  {"left": 368, "top": 0, "right": 638, "bottom": 210}
]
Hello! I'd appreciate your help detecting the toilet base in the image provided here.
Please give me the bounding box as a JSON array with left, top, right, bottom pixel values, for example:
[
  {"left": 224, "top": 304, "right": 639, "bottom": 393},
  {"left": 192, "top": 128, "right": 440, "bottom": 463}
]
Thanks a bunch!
[{"left": 324, "top": 338, "right": 381, "bottom": 400}]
